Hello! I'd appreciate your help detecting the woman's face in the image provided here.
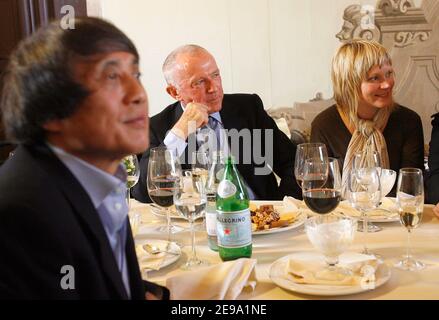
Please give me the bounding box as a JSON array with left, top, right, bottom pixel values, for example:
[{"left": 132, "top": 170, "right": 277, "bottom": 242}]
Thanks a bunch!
[{"left": 359, "top": 63, "right": 395, "bottom": 111}]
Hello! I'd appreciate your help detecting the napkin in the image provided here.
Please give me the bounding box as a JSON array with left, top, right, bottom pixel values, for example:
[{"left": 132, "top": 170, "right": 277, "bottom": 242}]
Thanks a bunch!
[
  {"left": 283, "top": 196, "right": 305, "bottom": 211},
  {"left": 285, "top": 253, "right": 378, "bottom": 286},
  {"left": 338, "top": 198, "right": 396, "bottom": 217},
  {"left": 136, "top": 244, "right": 167, "bottom": 271},
  {"left": 166, "top": 258, "right": 257, "bottom": 300}
]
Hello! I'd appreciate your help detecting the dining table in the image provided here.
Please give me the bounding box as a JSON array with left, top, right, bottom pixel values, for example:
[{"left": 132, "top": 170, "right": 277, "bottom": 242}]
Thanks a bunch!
[{"left": 130, "top": 199, "right": 439, "bottom": 300}]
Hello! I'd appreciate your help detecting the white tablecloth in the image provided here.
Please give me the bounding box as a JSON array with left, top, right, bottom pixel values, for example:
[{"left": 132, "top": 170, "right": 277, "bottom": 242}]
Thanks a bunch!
[{"left": 130, "top": 200, "right": 439, "bottom": 300}]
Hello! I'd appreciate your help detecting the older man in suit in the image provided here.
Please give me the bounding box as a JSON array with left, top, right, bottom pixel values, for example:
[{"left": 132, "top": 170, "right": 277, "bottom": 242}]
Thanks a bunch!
[
  {"left": 132, "top": 45, "right": 300, "bottom": 203},
  {"left": 0, "top": 17, "right": 167, "bottom": 299}
]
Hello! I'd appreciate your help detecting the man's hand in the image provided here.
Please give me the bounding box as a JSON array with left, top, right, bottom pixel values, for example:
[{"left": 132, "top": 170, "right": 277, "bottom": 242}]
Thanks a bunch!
[
  {"left": 171, "top": 102, "right": 209, "bottom": 140},
  {"left": 433, "top": 203, "right": 439, "bottom": 219}
]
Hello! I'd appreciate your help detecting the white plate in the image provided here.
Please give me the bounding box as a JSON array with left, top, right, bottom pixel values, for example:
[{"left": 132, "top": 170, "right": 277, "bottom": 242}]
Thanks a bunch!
[
  {"left": 337, "top": 198, "right": 399, "bottom": 223},
  {"left": 269, "top": 252, "right": 391, "bottom": 296},
  {"left": 135, "top": 239, "right": 181, "bottom": 272},
  {"left": 251, "top": 201, "right": 307, "bottom": 235}
]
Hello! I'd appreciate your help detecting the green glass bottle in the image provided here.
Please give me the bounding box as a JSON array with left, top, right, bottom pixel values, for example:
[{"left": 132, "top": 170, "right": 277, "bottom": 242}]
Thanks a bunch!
[{"left": 216, "top": 156, "right": 252, "bottom": 261}]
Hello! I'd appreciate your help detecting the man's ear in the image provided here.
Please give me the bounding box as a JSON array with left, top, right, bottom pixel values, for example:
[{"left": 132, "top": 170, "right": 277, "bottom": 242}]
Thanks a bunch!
[
  {"left": 166, "top": 85, "right": 179, "bottom": 100},
  {"left": 42, "top": 119, "right": 64, "bottom": 133}
]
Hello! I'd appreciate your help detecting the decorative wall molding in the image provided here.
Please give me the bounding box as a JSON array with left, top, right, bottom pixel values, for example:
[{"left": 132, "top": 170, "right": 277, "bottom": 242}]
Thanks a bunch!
[
  {"left": 395, "top": 31, "right": 430, "bottom": 48},
  {"left": 395, "top": 55, "right": 439, "bottom": 93},
  {"left": 378, "top": 0, "right": 414, "bottom": 16},
  {"left": 336, "top": 0, "right": 432, "bottom": 47}
]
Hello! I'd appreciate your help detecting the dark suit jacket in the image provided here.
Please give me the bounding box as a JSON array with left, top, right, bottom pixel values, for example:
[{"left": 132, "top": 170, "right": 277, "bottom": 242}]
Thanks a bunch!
[
  {"left": 428, "top": 113, "right": 439, "bottom": 204},
  {"left": 133, "top": 93, "right": 301, "bottom": 202},
  {"left": 0, "top": 144, "right": 168, "bottom": 299}
]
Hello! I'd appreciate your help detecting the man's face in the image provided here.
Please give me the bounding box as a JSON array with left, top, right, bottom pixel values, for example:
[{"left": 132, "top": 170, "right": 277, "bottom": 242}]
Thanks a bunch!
[
  {"left": 170, "top": 51, "right": 224, "bottom": 113},
  {"left": 49, "top": 51, "right": 149, "bottom": 165}
]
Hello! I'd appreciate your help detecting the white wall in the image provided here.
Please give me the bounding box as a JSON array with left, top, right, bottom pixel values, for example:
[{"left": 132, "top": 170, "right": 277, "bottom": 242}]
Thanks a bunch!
[{"left": 92, "top": 0, "right": 396, "bottom": 116}]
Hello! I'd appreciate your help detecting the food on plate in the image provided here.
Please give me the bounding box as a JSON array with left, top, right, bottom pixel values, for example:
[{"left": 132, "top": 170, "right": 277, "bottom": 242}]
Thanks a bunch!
[{"left": 250, "top": 204, "right": 296, "bottom": 231}]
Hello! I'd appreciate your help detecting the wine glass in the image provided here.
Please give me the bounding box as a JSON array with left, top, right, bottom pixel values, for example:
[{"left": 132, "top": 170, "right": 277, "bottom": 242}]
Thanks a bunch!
[
  {"left": 174, "top": 170, "right": 209, "bottom": 270},
  {"left": 302, "top": 157, "right": 341, "bottom": 215},
  {"left": 352, "top": 151, "right": 383, "bottom": 232},
  {"left": 395, "top": 168, "right": 425, "bottom": 271},
  {"left": 147, "top": 147, "right": 182, "bottom": 246},
  {"left": 305, "top": 215, "right": 357, "bottom": 280},
  {"left": 191, "top": 151, "right": 210, "bottom": 231},
  {"left": 122, "top": 155, "right": 140, "bottom": 207},
  {"left": 294, "top": 143, "right": 328, "bottom": 189},
  {"left": 348, "top": 167, "right": 381, "bottom": 255},
  {"left": 122, "top": 155, "right": 140, "bottom": 236}
]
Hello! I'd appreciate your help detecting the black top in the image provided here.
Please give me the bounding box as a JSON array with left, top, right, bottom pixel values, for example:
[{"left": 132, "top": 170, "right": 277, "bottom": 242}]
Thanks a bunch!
[
  {"left": 427, "top": 112, "right": 439, "bottom": 204},
  {"left": 132, "top": 93, "right": 301, "bottom": 202},
  {"left": 311, "top": 104, "right": 424, "bottom": 180}
]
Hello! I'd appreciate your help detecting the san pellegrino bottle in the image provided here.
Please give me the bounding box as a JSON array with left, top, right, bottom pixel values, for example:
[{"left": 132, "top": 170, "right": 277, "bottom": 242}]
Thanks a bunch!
[
  {"left": 205, "top": 151, "right": 225, "bottom": 251},
  {"left": 216, "top": 156, "right": 252, "bottom": 261}
]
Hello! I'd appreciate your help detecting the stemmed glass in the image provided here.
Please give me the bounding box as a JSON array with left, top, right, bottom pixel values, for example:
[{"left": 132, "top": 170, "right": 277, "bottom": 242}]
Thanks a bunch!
[
  {"left": 147, "top": 147, "right": 182, "bottom": 246},
  {"left": 348, "top": 167, "right": 381, "bottom": 255},
  {"left": 123, "top": 155, "right": 140, "bottom": 207},
  {"left": 395, "top": 168, "right": 425, "bottom": 271},
  {"left": 305, "top": 215, "right": 357, "bottom": 280},
  {"left": 174, "top": 170, "right": 209, "bottom": 270},
  {"left": 294, "top": 143, "right": 328, "bottom": 189},
  {"left": 302, "top": 157, "right": 341, "bottom": 215},
  {"left": 352, "top": 151, "right": 383, "bottom": 232},
  {"left": 122, "top": 155, "right": 140, "bottom": 236},
  {"left": 192, "top": 151, "right": 210, "bottom": 231}
]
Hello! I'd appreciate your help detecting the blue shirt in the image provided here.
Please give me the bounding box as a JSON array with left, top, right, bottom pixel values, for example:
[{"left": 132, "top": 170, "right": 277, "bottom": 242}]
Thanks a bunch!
[
  {"left": 49, "top": 144, "right": 132, "bottom": 298},
  {"left": 163, "top": 103, "right": 257, "bottom": 200}
]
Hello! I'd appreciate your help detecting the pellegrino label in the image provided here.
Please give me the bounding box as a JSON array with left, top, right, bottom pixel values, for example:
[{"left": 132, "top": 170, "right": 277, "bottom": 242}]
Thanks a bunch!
[{"left": 216, "top": 209, "right": 252, "bottom": 247}]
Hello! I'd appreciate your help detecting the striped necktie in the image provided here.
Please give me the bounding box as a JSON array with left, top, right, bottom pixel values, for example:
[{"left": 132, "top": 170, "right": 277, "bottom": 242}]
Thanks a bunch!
[{"left": 197, "top": 116, "right": 221, "bottom": 155}]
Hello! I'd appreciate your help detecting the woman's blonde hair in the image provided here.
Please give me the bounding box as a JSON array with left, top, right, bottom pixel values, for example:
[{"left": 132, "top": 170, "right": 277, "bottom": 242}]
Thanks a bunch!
[{"left": 331, "top": 39, "right": 393, "bottom": 126}]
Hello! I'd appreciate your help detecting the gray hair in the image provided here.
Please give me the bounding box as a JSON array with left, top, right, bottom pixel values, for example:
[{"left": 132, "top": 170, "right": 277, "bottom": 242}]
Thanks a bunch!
[{"left": 162, "top": 44, "right": 209, "bottom": 87}]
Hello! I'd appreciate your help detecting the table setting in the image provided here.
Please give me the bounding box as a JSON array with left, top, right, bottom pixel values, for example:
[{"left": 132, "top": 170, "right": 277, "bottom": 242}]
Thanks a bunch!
[{"left": 126, "top": 144, "right": 439, "bottom": 300}]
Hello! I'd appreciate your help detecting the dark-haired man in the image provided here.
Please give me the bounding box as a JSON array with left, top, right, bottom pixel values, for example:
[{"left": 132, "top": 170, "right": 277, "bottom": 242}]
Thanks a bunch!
[{"left": 0, "top": 17, "right": 167, "bottom": 299}]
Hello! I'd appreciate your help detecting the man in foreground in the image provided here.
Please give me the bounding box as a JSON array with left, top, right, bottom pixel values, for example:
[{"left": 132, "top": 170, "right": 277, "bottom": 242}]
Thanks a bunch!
[{"left": 0, "top": 17, "right": 168, "bottom": 299}]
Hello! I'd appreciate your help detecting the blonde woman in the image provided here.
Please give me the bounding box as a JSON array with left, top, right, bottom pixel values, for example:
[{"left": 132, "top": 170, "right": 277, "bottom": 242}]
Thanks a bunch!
[{"left": 311, "top": 40, "right": 424, "bottom": 195}]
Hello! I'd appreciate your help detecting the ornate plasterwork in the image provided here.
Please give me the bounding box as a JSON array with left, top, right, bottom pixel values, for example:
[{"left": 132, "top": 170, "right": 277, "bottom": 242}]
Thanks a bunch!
[
  {"left": 336, "top": 0, "right": 432, "bottom": 48},
  {"left": 395, "top": 31, "right": 430, "bottom": 47},
  {"left": 378, "top": 0, "right": 414, "bottom": 16}
]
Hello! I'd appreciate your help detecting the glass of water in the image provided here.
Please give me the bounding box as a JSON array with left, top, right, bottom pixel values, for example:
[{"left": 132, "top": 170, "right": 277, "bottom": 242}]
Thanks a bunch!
[
  {"left": 174, "top": 170, "right": 209, "bottom": 270},
  {"left": 395, "top": 168, "right": 425, "bottom": 271}
]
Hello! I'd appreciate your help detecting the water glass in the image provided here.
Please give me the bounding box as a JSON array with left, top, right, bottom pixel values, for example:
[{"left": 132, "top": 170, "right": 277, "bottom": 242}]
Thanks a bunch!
[
  {"left": 174, "top": 170, "right": 209, "bottom": 270},
  {"left": 305, "top": 215, "right": 357, "bottom": 280}
]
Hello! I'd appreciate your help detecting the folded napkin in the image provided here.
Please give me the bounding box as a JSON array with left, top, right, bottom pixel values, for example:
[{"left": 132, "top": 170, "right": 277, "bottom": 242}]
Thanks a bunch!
[
  {"left": 338, "top": 198, "right": 397, "bottom": 218},
  {"left": 166, "top": 258, "right": 257, "bottom": 300},
  {"left": 136, "top": 244, "right": 167, "bottom": 271},
  {"left": 285, "top": 253, "right": 378, "bottom": 286}
]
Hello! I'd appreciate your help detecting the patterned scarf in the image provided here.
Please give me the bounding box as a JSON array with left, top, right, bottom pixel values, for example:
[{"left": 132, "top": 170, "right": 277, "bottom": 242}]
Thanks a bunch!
[{"left": 337, "top": 105, "right": 391, "bottom": 197}]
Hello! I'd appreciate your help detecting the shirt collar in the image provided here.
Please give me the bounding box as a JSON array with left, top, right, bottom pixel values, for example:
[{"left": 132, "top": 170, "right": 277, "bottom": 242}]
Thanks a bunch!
[{"left": 48, "top": 144, "right": 127, "bottom": 209}]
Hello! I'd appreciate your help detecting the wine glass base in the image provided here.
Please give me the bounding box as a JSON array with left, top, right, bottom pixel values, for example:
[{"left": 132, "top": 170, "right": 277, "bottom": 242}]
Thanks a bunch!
[
  {"left": 158, "top": 224, "right": 185, "bottom": 234},
  {"left": 181, "top": 258, "right": 210, "bottom": 271},
  {"left": 357, "top": 223, "right": 382, "bottom": 233},
  {"left": 315, "top": 266, "right": 353, "bottom": 281},
  {"left": 360, "top": 249, "right": 383, "bottom": 261},
  {"left": 395, "top": 258, "right": 425, "bottom": 271}
]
